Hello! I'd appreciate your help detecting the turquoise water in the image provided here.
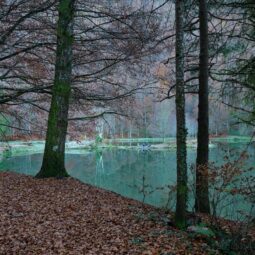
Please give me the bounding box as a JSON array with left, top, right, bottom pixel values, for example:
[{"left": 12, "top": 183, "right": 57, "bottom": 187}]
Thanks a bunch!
[{"left": 0, "top": 142, "right": 254, "bottom": 220}]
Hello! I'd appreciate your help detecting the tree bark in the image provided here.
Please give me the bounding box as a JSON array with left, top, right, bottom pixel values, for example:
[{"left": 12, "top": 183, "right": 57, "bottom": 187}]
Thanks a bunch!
[
  {"left": 174, "top": 0, "right": 188, "bottom": 229},
  {"left": 36, "top": 0, "right": 75, "bottom": 178},
  {"left": 195, "top": 0, "right": 210, "bottom": 213}
]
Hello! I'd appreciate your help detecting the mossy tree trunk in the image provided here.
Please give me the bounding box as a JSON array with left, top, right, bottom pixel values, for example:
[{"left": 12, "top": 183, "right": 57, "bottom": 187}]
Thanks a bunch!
[
  {"left": 195, "top": 0, "right": 210, "bottom": 213},
  {"left": 174, "top": 0, "right": 188, "bottom": 229},
  {"left": 36, "top": 0, "right": 75, "bottom": 178}
]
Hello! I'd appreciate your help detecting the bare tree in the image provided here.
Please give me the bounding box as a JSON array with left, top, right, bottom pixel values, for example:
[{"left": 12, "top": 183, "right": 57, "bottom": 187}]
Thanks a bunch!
[{"left": 36, "top": 0, "right": 75, "bottom": 178}]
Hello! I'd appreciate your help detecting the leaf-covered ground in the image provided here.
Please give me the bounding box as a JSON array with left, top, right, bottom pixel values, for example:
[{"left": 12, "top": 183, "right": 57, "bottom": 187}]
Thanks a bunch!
[{"left": 0, "top": 172, "right": 249, "bottom": 255}]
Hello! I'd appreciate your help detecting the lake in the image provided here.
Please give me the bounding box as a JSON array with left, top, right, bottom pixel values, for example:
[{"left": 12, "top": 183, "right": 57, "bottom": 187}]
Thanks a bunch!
[{"left": 0, "top": 141, "right": 254, "bottom": 220}]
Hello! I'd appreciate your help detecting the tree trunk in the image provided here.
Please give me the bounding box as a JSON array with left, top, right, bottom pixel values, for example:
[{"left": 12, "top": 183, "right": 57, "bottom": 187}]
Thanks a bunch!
[
  {"left": 36, "top": 0, "right": 75, "bottom": 178},
  {"left": 174, "top": 0, "right": 188, "bottom": 229},
  {"left": 195, "top": 0, "right": 210, "bottom": 213}
]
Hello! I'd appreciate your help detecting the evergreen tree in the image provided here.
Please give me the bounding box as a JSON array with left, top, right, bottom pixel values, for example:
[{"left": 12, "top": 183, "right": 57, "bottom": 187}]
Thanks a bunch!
[
  {"left": 195, "top": 0, "right": 210, "bottom": 214},
  {"left": 175, "top": 0, "right": 188, "bottom": 228}
]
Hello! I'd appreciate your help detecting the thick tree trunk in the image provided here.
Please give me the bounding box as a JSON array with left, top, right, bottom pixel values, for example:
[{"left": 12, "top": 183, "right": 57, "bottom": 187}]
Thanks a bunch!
[
  {"left": 36, "top": 0, "right": 75, "bottom": 178},
  {"left": 195, "top": 0, "right": 210, "bottom": 213},
  {"left": 174, "top": 0, "right": 188, "bottom": 229}
]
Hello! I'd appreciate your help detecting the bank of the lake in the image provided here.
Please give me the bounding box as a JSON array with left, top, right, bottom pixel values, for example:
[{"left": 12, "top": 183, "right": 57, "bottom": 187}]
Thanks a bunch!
[
  {"left": 0, "top": 137, "right": 254, "bottom": 221},
  {"left": 0, "top": 136, "right": 254, "bottom": 159},
  {"left": 1, "top": 172, "right": 254, "bottom": 255}
]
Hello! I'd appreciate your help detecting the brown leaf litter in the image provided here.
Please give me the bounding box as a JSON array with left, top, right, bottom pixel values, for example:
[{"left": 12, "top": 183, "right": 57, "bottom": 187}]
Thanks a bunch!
[{"left": 0, "top": 172, "right": 237, "bottom": 254}]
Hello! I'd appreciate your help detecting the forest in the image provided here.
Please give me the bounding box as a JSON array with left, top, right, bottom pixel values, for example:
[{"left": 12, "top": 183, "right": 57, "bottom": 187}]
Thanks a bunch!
[{"left": 0, "top": 0, "right": 254, "bottom": 254}]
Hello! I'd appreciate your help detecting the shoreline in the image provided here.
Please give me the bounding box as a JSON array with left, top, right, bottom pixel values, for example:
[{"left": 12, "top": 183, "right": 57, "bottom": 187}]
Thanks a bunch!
[
  {"left": 0, "top": 136, "right": 254, "bottom": 158},
  {"left": 1, "top": 171, "right": 254, "bottom": 254}
]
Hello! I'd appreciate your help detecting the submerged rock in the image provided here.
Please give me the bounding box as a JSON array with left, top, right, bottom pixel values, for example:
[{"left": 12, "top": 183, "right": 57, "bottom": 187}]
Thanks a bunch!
[{"left": 187, "top": 225, "right": 215, "bottom": 238}]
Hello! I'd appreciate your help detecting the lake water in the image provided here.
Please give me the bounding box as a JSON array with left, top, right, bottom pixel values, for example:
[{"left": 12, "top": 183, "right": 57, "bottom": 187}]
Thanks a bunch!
[{"left": 0, "top": 141, "right": 254, "bottom": 220}]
